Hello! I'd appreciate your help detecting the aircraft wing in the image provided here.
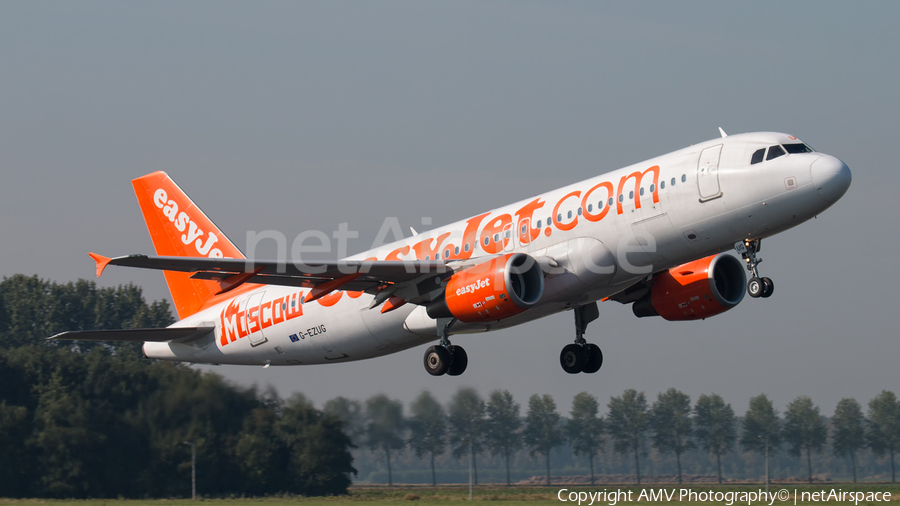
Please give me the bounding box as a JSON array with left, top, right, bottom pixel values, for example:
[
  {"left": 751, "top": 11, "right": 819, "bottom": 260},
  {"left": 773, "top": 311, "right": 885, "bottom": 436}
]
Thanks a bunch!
[
  {"left": 47, "top": 326, "right": 215, "bottom": 343},
  {"left": 89, "top": 253, "right": 471, "bottom": 301}
]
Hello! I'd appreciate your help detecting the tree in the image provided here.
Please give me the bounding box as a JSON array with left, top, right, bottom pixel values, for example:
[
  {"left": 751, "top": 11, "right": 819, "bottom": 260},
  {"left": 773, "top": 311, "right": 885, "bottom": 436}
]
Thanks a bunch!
[
  {"left": 606, "top": 389, "right": 648, "bottom": 484},
  {"left": 236, "top": 405, "right": 289, "bottom": 495},
  {"left": 524, "top": 394, "right": 564, "bottom": 486},
  {"left": 831, "top": 397, "right": 866, "bottom": 483},
  {"left": 867, "top": 390, "right": 900, "bottom": 483},
  {"left": 650, "top": 388, "right": 694, "bottom": 484},
  {"left": 0, "top": 275, "right": 174, "bottom": 350},
  {"left": 783, "top": 396, "right": 827, "bottom": 483},
  {"left": 0, "top": 401, "right": 29, "bottom": 497},
  {"left": 276, "top": 397, "right": 357, "bottom": 495},
  {"left": 364, "top": 394, "right": 405, "bottom": 486},
  {"left": 324, "top": 396, "right": 365, "bottom": 446},
  {"left": 30, "top": 370, "right": 99, "bottom": 497},
  {"left": 484, "top": 389, "right": 522, "bottom": 486},
  {"left": 741, "top": 394, "right": 782, "bottom": 456},
  {"left": 447, "top": 387, "right": 486, "bottom": 485},
  {"left": 568, "top": 392, "right": 604, "bottom": 485},
  {"left": 408, "top": 391, "right": 447, "bottom": 486},
  {"left": 693, "top": 393, "right": 736, "bottom": 484}
]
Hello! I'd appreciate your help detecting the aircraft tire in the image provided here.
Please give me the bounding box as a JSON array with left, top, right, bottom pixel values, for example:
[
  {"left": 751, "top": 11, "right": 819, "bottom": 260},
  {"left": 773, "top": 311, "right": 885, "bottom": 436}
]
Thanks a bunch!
[
  {"left": 424, "top": 345, "right": 451, "bottom": 376},
  {"left": 747, "top": 277, "right": 764, "bottom": 298},
  {"left": 447, "top": 345, "right": 468, "bottom": 376},
  {"left": 560, "top": 344, "right": 587, "bottom": 374},
  {"left": 582, "top": 343, "right": 603, "bottom": 374},
  {"left": 761, "top": 277, "right": 774, "bottom": 298}
]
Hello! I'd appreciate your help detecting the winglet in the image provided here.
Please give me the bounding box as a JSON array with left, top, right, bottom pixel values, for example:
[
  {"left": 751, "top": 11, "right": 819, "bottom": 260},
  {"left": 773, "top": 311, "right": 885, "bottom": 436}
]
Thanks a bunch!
[
  {"left": 718, "top": 127, "right": 728, "bottom": 138},
  {"left": 88, "top": 253, "right": 112, "bottom": 277}
]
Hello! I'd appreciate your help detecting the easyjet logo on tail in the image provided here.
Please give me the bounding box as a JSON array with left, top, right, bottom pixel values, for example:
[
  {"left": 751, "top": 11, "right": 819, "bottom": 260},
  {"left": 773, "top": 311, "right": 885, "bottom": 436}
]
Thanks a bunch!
[{"left": 153, "top": 189, "right": 224, "bottom": 258}]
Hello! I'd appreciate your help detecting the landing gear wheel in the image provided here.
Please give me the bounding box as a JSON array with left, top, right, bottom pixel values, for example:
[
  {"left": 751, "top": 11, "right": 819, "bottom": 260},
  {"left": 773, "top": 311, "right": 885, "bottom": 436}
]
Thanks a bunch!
[
  {"left": 447, "top": 345, "right": 468, "bottom": 376},
  {"left": 582, "top": 344, "right": 603, "bottom": 374},
  {"left": 747, "top": 277, "right": 764, "bottom": 298},
  {"left": 424, "top": 345, "right": 451, "bottom": 376},
  {"left": 761, "top": 277, "right": 774, "bottom": 298},
  {"left": 560, "top": 344, "right": 587, "bottom": 374}
]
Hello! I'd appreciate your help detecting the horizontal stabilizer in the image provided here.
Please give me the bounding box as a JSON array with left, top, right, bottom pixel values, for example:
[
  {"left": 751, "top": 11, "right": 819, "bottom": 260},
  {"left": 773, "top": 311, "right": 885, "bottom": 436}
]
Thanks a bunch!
[{"left": 47, "top": 326, "right": 215, "bottom": 343}]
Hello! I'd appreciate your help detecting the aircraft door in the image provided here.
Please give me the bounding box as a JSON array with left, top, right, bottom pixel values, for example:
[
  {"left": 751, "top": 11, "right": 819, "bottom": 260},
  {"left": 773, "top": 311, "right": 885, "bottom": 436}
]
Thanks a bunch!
[
  {"left": 244, "top": 291, "right": 268, "bottom": 346},
  {"left": 698, "top": 145, "right": 723, "bottom": 201}
]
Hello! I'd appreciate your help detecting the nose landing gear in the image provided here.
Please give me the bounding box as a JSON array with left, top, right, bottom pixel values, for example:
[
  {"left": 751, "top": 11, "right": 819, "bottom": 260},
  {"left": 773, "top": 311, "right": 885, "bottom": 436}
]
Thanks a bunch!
[
  {"left": 736, "top": 239, "right": 774, "bottom": 298},
  {"left": 423, "top": 317, "right": 469, "bottom": 376},
  {"left": 559, "top": 302, "right": 604, "bottom": 374}
]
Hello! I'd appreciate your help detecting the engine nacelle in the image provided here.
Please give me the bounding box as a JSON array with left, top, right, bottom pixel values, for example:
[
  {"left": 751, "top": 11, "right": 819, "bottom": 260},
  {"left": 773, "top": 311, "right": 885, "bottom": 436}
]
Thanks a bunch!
[
  {"left": 632, "top": 253, "right": 746, "bottom": 321},
  {"left": 427, "top": 253, "right": 544, "bottom": 323}
]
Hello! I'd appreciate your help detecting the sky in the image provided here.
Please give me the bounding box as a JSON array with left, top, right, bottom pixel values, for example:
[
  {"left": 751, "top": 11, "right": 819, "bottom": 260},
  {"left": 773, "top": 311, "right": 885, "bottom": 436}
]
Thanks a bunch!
[{"left": 1, "top": 2, "right": 897, "bottom": 417}]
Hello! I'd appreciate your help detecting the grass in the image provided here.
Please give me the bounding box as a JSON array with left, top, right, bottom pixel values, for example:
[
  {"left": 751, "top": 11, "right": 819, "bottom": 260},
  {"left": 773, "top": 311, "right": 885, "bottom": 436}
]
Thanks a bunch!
[{"left": 1, "top": 483, "right": 897, "bottom": 505}]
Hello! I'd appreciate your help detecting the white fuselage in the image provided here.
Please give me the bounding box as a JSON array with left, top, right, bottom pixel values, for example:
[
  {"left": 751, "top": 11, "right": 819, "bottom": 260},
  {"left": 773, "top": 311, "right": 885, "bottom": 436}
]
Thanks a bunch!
[{"left": 143, "top": 132, "right": 851, "bottom": 366}]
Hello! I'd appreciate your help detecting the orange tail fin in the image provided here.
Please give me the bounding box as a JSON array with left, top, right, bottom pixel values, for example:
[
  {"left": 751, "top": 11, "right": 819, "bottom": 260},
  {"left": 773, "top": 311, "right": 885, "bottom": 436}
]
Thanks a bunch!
[{"left": 132, "top": 172, "right": 246, "bottom": 319}]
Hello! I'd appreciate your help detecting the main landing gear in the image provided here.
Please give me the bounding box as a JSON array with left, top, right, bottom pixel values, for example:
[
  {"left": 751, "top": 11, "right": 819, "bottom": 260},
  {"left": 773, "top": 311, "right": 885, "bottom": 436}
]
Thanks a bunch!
[
  {"left": 560, "top": 302, "right": 604, "bottom": 374},
  {"left": 736, "top": 239, "right": 774, "bottom": 298},
  {"left": 424, "top": 318, "right": 468, "bottom": 376}
]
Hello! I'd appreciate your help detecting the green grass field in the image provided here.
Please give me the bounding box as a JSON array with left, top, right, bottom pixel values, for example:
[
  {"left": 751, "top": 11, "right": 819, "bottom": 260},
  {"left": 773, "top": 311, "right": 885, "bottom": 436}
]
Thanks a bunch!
[{"left": 1, "top": 483, "right": 898, "bottom": 506}]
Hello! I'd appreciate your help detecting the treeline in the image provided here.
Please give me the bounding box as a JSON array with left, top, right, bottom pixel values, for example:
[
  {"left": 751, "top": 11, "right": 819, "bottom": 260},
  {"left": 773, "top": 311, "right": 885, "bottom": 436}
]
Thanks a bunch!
[
  {"left": 0, "top": 275, "right": 355, "bottom": 498},
  {"left": 2, "top": 274, "right": 899, "bottom": 495},
  {"left": 324, "top": 388, "right": 899, "bottom": 486}
]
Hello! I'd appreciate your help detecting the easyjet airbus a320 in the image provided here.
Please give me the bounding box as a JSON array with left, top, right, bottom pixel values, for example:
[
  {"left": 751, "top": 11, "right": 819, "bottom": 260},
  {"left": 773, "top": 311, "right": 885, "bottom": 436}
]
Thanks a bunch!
[{"left": 52, "top": 131, "right": 851, "bottom": 376}]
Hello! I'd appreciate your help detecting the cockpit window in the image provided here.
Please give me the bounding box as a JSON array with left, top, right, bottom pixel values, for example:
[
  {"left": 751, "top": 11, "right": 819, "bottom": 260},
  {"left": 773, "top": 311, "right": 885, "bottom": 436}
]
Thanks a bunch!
[
  {"left": 766, "top": 145, "right": 786, "bottom": 161},
  {"left": 783, "top": 143, "right": 813, "bottom": 154},
  {"left": 751, "top": 148, "right": 765, "bottom": 165}
]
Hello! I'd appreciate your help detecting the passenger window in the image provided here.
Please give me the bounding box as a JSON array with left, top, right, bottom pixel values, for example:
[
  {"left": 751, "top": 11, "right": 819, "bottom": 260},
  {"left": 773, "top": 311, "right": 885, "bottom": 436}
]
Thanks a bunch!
[
  {"left": 629, "top": 191, "right": 634, "bottom": 200},
  {"left": 660, "top": 181, "right": 665, "bottom": 189},
  {"left": 455, "top": 246, "right": 461, "bottom": 255},
  {"left": 618, "top": 194, "right": 624, "bottom": 203},
  {"left": 608, "top": 197, "right": 613, "bottom": 206},
  {"left": 493, "top": 233, "right": 500, "bottom": 242},
  {"left": 766, "top": 145, "right": 786, "bottom": 161},
  {"left": 557, "top": 213, "right": 562, "bottom": 222},
  {"left": 567, "top": 210, "right": 572, "bottom": 219},
  {"left": 483, "top": 237, "right": 489, "bottom": 247},
  {"left": 639, "top": 187, "right": 645, "bottom": 196},
  {"left": 444, "top": 250, "right": 450, "bottom": 258},
  {"left": 751, "top": 148, "right": 765, "bottom": 164},
  {"left": 671, "top": 177, "right": 676, "bottom": 186},
  {"left": 521, "top": 224, "right": 527, "bottom": 234},
  {"left": 650, "top": 184, "right": 655, "bottom": 192},
  {"left": 598, "top": 200, "right": 603, "bottom": 209},
  {"left": 577, "top": 207, "right": 582, "bottom": 216},
  {"left": 587, "top": 204, "right": 593, "bottom": 213},
  {"left": 536, "top": 220, "right": 542, "bottom": 229},
  {"left": 681, "top": 174, "right": 686, "bottom": 183},
  {"left": 464, "top": 243, "right": 470, "bottom": 252}
]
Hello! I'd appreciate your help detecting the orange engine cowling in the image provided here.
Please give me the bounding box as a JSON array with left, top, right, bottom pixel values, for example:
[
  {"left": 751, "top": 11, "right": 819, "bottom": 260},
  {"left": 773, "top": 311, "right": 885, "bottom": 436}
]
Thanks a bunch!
[
  {"left": 632, "top": 253, "right": 746, "bottom": 321},
  {"left": 427, "top": 253, "right": 544, "bottom": 323}
]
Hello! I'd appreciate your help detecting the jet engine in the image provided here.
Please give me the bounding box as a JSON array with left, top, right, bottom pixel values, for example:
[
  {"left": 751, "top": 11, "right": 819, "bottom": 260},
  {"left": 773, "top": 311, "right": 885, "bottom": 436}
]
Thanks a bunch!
[
  {"left": 427, "top": 253, "right": 544, "bottom": 322},
  {"left": 632, "top": 253, "right": 746, "bottom": 321}
]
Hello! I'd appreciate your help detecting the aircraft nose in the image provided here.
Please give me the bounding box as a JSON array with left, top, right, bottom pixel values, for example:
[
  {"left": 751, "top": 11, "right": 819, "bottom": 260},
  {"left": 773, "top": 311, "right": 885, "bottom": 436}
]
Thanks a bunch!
[{"left": 810, "top": 154, "right": 851, "bottom": 203}]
